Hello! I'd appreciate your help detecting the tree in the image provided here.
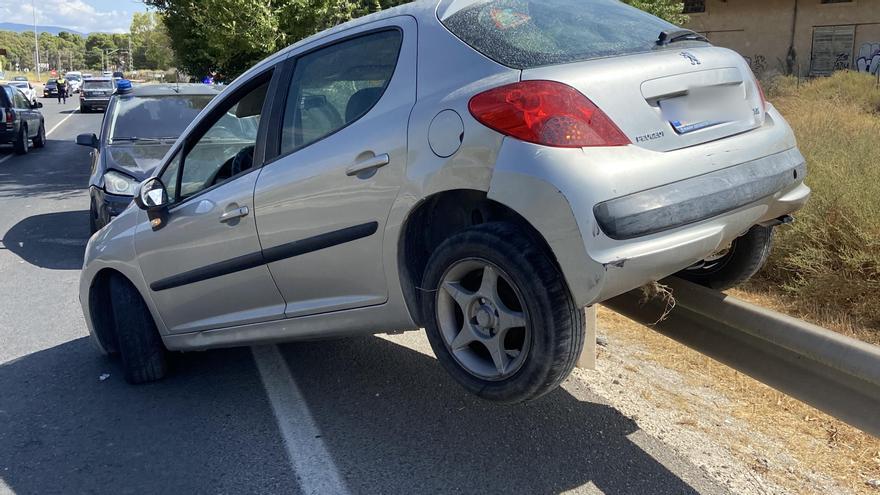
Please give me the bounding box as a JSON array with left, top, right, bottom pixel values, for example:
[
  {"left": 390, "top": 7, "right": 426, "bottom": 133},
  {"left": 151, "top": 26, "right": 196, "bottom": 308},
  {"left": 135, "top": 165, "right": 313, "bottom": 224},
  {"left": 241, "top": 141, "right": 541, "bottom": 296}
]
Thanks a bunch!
[
  {"left": 131, "top": 12, "right": 174, "bottom": 70},
  {"left": 623, "top": 0, "right": 689, "bottom": 25}
]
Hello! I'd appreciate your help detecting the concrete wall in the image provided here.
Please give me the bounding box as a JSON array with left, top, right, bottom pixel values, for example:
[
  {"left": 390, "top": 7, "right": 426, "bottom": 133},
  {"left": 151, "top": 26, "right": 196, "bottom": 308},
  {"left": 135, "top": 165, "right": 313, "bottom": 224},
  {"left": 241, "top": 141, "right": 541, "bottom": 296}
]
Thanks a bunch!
[{"left": 685, "top": 0, "right": 880, "bottom": 77}]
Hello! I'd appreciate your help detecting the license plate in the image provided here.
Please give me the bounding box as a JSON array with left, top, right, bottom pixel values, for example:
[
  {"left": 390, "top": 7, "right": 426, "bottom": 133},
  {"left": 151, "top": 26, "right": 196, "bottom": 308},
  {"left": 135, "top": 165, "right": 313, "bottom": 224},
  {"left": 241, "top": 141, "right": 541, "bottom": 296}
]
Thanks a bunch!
[{"left": 660, "top": 85, "right": 750, "bottom": 135}]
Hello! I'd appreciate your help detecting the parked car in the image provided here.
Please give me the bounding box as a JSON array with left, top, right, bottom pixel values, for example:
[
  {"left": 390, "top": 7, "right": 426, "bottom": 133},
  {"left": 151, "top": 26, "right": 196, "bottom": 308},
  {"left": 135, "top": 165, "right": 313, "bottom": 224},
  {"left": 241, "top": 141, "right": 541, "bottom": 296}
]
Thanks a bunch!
[
  {"left": 79, "top": 0, "right": 809, "bottom": 400},
  {"left": 112, "top": 71, "right": 125, "bottom": 80},
  {"left": 66, "top": 72, "right": 83, "bottom": 93},
  {"left": 43, "top": 78, "right": 59, "bottom": 98},
  {"left": 13, "top": 76, "right": 28, "bottom": 82},
  {"left": 83, "top": 73, "right": 94, "bottom": 79},
  {"left": 1, "top": 83, "right": 45, "bottom": 154},
  {"left": 79, "top": 77, "right": 116, "bottom": 113},
  {"left": 102, "top": 71, "right": 113, "bottom": 77},
  {"left": 7, "top": 81, "right": 37, "bottom": 105},
  {"left": 77, "top": 83, "right": 224, "bottom": 233}
]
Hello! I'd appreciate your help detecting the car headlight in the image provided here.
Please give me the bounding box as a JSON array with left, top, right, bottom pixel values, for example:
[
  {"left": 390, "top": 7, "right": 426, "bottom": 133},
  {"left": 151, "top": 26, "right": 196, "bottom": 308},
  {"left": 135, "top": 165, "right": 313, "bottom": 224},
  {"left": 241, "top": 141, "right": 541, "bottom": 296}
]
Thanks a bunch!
[{"left": 103, "top": 170, "right": 138, "bottom": 196}]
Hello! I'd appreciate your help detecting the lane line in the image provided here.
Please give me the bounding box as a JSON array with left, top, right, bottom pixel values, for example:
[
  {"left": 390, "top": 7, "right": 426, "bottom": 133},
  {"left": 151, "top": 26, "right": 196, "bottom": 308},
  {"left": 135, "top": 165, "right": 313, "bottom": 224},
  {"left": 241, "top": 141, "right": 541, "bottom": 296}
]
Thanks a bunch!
[
  {"left": 252, "top": 345, "right": 351, "bottom": 494},
  {"left": 47, "top": 108, "right": 79, "bottom": 137},
  {"left": 0, "top": 154, "right": 13, "bottom": 165}
]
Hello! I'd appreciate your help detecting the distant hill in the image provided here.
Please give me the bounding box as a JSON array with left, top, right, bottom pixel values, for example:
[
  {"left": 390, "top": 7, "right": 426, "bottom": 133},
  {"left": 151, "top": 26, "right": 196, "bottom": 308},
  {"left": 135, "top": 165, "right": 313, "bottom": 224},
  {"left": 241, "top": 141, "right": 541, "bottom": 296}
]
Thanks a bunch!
[{"left": 0, "top": 22, "right": 85, "bottom": 36}]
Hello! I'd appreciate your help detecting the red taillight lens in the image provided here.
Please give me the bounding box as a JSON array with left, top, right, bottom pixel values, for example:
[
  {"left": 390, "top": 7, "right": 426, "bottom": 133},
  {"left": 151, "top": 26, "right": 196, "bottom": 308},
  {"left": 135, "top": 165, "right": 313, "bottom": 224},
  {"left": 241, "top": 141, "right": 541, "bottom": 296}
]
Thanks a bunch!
[
  {"left": 468, "top": 80, "right": 630, "bottom": 148},
  {"left": 753, "top": 75, "right": 768, "bottom": 111},
  {"left": 5, "top": 109, "right": 14, "bottom": 124}
]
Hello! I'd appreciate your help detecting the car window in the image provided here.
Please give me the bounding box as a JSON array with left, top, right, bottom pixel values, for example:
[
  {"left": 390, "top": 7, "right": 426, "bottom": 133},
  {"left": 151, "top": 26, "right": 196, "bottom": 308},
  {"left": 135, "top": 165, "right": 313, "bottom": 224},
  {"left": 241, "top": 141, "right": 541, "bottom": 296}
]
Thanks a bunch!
[
  {"left": 0, "top": 87, "right": 11, "bottom": 108},
  {"left": 109, "top": 94, "right": 216, "bottom": 142},
  {"left": 162, "top": 76, "right": 270, "bottom": 202},
  {"left": 13, "top": 90, "right": 28, "bottom": 108},
  {"left": 440, "top": 0, "right": 703, "bottom": 69},
  {"left": 280, "top": 29, "right": 402, "bottom": 154},
  {"left": 84, "top": 80, "right": 114, "bottom": 90}
]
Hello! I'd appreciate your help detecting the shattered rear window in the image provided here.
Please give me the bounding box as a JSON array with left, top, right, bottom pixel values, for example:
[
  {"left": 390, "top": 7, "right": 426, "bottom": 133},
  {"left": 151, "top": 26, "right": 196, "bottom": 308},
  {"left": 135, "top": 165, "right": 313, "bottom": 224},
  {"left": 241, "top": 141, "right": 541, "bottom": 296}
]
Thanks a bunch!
[{"left": 440, "top": 0, "right": 695, "bottom": 69}]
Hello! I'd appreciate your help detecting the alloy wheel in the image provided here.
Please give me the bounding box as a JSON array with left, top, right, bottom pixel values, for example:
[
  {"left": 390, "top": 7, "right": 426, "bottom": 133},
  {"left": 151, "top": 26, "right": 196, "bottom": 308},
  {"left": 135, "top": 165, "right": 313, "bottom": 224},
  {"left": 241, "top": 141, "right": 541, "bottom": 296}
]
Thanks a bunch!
[{"left": 436, "top": 258, "right": 530, "bottom": 381}]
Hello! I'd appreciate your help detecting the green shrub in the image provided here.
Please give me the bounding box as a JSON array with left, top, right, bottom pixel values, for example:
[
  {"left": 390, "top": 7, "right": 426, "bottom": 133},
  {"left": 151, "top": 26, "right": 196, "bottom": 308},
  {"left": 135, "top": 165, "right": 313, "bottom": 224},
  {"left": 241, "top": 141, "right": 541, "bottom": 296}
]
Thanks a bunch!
[{"left": 755, "top": 71, "right": 880, "bottom": 329}]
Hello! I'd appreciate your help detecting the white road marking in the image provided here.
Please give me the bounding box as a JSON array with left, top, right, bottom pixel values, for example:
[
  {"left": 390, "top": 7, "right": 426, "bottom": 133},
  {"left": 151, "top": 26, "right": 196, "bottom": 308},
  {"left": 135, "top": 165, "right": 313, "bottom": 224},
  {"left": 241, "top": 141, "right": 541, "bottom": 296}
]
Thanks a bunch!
[
  {"left": 0, "top": 154, "right": 12, "bottom": 165},
  {"left": 252, "top": 345, "right": 350, "bottom": 495},
  {"left": 46, "top": 108, "right": 79, "bottom": 137}
]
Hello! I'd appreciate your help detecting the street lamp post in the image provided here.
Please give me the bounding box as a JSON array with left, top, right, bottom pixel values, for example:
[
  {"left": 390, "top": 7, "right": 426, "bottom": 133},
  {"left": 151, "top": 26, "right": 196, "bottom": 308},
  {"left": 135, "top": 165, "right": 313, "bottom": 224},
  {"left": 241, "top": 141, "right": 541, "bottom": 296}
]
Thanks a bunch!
[{"left": 31, "top": 0, "right": 40, "bottom": 82}]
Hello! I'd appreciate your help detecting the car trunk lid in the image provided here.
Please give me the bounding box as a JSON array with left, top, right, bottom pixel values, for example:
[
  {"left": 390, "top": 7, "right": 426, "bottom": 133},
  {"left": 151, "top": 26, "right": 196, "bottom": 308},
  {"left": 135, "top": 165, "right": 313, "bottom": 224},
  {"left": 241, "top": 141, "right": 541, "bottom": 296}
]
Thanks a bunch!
[{"left": 521, "top": 47, "right": 765, "bottom": 152}]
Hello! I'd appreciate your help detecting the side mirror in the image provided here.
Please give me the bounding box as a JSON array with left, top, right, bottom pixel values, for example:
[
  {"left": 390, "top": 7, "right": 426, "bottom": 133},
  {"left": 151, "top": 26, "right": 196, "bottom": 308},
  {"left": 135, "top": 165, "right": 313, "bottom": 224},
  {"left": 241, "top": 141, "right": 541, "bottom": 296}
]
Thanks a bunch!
[
  {"left": 32, "top": 101, "right": 43, "bottom": 109},
  {"left": 133, "top": 178, "right": 170, "bottom": 230},
  {"left": 76, "top": 133, "right": 98, "bottom": 148}
]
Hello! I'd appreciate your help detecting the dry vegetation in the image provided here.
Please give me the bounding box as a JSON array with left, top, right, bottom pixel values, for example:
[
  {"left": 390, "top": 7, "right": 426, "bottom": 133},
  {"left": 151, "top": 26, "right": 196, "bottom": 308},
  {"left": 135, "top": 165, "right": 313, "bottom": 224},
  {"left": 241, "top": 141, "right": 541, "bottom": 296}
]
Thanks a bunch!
[{"left": 750, "top": 72, "right": 880, "bottom": 334}]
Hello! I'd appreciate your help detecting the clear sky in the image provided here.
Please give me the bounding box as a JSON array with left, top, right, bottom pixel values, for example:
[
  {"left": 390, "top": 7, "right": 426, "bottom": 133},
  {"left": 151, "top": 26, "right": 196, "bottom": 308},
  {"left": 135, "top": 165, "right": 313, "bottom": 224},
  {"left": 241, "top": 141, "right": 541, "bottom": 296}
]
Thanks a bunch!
[{"left": 0, "top": 0, "right": 148, "bottom": 34}]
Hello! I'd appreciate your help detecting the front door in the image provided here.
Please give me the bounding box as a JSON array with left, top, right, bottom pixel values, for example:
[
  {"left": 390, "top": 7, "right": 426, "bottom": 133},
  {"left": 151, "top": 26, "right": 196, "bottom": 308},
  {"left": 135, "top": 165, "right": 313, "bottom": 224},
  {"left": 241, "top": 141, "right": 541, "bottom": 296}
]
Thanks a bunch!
[
  {"left": 134, "top": 71, "right": 286, "bottom": 333},
  {"left": 254, "top": 19, "right": 416, "bottom": 317}
]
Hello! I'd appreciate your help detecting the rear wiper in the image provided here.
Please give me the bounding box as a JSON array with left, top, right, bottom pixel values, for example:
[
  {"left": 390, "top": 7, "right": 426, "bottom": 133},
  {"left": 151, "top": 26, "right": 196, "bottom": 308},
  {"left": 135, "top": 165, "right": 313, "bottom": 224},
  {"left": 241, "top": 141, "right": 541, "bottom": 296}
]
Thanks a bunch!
[{"left": 657, "top": 29, "right": 709, "bottom": 46}]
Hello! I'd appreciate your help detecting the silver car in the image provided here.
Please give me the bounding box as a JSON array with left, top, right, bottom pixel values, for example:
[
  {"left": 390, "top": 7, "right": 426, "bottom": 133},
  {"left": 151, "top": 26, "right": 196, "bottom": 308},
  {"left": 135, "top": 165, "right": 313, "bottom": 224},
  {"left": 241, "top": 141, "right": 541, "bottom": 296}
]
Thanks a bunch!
[{"left": 80, "top": 0, "right": 809, "bottom": 402}]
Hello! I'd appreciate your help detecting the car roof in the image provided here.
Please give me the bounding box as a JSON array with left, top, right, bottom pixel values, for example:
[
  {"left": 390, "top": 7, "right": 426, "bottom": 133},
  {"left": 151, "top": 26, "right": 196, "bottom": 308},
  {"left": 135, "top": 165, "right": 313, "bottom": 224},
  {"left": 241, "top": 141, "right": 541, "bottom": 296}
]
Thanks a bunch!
[
  {"left": 124, "top": 83, "right": 224, "bottom": 97},
  {"left": 84, "top": 77, "right": 114, "bottom": 82}
]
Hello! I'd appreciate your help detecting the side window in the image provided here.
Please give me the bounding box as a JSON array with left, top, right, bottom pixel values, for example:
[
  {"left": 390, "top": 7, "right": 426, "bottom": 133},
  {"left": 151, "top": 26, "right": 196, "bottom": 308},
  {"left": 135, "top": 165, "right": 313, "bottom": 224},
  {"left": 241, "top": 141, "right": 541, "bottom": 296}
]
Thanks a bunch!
[
  {"left": 165, "top": 74, "right": 271, "bottom": 202},
  {"left": 13, "top": 90, "right": 28, "bottom": 108},
  {"left": 280, "top": 30, "right": 402, "bottom": 154}
]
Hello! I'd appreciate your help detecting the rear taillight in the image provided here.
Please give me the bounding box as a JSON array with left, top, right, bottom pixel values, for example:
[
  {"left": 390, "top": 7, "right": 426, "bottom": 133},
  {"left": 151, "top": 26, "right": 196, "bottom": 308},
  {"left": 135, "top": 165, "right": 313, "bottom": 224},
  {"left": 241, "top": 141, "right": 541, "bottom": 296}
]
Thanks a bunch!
[
  {"left": 5, "top": 109, "right": 13, "bottom": 124},
  {"left": 468, "top": 80, "right": 630, "bottom": 148},
  {"left": 752, "top": 73, "right": 768, "bottom": 111}
]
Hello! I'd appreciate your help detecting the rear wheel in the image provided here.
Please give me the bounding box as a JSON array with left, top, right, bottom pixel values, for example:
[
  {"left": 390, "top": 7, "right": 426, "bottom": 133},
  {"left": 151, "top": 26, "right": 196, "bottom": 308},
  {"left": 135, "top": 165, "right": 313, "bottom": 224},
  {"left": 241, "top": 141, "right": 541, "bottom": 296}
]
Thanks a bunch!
[
  {"left": 677, "top": 225, "right": 774, "bottom": 290},
  {"left": 13, "top": 125, "right": 28, "bottom": 155},
  {"left": 422, "top": 222, "right": 583, "bottom": 403},
  {"left": 32, "top": 121, "right": 46, "bottom": 148},
  {"left": 109, "top": 275, "right": 168, "bottom": 384}
]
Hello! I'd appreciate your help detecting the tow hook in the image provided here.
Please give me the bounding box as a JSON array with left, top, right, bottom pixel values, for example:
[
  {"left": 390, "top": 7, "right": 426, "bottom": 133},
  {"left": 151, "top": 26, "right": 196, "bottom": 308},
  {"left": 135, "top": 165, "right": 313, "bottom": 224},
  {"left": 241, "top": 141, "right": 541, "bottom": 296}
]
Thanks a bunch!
[{"left": 759, "top": 215, "right": 795, "bottom": 227}]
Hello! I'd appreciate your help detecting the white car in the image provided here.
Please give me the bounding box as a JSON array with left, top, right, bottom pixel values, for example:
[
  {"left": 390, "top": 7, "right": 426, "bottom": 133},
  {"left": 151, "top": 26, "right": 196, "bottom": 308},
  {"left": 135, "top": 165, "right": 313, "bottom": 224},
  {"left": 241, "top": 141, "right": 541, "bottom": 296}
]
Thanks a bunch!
[
  {"left": 6, "top": 81, "right": 37, "bottom": 105},
  {"left": 65, "top": 72, "right": 83, "bottom": 93}
]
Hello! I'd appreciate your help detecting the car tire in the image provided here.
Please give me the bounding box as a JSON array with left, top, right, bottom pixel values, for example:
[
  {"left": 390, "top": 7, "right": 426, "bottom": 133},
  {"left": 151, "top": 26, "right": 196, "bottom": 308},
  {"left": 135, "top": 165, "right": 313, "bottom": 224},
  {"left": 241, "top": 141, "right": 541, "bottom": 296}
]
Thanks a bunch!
[
  {"left": 32, "top": 121, "right": 46, "bottom": 148},
  {"left": 109, "top": 274, "right": 168, "bottom": 384},
  {"left": 677, "top": 225, "right": 774, "bottom": 291},
  {"left": 13, "top": 125, "right": 29, "bottom": 155},
  {"left": 421, "top": 222, "right": 583, "bottom": 403}
]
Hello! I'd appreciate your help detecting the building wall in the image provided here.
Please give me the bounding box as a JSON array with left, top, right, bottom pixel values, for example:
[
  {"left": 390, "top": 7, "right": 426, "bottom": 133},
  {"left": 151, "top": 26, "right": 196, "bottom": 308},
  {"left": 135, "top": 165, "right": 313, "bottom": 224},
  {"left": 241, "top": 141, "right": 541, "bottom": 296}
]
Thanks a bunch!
[{"left": 685, "top": 0, "right": 880, "bottom": 77}]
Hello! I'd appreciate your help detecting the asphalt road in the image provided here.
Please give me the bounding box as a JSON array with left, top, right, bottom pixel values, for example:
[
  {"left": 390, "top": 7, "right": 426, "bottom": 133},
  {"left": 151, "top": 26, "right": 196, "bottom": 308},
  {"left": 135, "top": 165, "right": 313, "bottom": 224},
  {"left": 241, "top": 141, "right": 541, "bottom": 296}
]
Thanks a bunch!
[{"left": 0, "top": 97, "right": 729, "bottom": 494}]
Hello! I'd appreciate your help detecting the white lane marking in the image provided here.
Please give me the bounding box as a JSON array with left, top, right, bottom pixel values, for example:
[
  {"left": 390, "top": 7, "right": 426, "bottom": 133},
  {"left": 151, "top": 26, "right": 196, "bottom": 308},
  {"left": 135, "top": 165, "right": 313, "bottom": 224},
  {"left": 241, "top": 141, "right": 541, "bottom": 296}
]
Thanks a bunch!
[
  {"left": 0, "top": 154, "right": 13, "bottom": 165},
  {"left": 252, "top": 345, "right": 350, "bottom": 494},
  {"left": 46, "top": 108, "right": 79, "bottom": 137}
]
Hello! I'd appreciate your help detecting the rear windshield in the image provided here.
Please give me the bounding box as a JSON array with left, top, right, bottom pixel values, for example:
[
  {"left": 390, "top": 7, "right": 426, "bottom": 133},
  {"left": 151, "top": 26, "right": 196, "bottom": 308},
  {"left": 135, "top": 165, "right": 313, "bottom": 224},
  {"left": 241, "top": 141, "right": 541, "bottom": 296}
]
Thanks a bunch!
[
  {"left": 440, "top": 0, "right": 694, "bottom": 69},
  {"left": 84, "top": 80, "right": 114, "bottom": 90},
  {"left": 109, "top": 94, "right": 216, "bottom": 142}
]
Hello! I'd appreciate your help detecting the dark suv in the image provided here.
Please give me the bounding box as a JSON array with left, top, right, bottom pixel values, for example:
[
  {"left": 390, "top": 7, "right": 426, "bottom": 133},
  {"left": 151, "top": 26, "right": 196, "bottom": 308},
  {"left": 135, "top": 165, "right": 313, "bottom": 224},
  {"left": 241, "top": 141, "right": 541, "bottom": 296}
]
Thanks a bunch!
[
  {"left": 79, "top": 78, "right": 116, "bottom": 113},
  {"left": 1, "top": 83, "right": 45, "bottom": 154}
]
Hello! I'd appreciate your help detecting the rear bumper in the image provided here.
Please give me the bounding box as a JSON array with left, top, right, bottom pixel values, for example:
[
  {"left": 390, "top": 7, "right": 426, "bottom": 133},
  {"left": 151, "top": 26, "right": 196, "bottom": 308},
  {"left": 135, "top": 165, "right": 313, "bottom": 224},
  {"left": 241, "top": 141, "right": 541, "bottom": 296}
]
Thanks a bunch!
[
  {"left": 594, "top": 148, "right": 807, "bottom": 240},
  {"left": 80, "top": 97, "right": 110, "bottom": 108},
  {"left": 487, "top": 106, "right": 809, "bottom": 307}
]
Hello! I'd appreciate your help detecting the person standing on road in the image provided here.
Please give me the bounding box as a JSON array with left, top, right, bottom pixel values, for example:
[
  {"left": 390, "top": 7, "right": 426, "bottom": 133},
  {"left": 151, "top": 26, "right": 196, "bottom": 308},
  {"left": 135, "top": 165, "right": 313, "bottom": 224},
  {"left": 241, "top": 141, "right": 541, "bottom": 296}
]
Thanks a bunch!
[{"left": 56, "top": 76, "right": 68, "bottom": 104}]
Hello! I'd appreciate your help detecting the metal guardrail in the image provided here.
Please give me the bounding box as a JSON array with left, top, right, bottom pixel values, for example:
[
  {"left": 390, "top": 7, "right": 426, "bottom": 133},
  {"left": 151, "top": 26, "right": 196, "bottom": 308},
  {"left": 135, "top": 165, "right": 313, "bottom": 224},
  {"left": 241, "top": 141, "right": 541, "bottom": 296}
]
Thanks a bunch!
[{"left": 600, "top": 277, "right": 880, "bottom": 437}]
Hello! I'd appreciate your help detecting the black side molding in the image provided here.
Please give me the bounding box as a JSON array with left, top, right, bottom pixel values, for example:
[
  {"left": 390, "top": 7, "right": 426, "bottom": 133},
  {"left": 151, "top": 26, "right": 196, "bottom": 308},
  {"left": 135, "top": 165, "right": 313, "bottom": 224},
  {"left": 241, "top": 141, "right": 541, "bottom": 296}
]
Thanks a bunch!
[{"left": 150, "top": 221, "right": 379, "bottom": 292}]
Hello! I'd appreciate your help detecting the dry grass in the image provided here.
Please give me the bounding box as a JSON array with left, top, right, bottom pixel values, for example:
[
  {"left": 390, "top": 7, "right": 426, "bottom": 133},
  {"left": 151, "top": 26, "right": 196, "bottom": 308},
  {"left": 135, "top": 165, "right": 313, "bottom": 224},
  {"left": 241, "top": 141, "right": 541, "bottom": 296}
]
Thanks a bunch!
[
  {"left": 756, "top": 72, "right": 880, "bottom": 333},
  {"left": 598, "top": 305, "right": 880, "bottom": 494}
]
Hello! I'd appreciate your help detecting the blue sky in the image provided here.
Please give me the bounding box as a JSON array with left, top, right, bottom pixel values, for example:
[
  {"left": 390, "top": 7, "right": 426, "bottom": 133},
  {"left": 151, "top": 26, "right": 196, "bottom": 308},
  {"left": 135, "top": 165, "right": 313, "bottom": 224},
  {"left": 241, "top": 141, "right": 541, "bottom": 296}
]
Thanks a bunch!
[{"left": 0, "top": 0, "right": 148, "bottom": 34}]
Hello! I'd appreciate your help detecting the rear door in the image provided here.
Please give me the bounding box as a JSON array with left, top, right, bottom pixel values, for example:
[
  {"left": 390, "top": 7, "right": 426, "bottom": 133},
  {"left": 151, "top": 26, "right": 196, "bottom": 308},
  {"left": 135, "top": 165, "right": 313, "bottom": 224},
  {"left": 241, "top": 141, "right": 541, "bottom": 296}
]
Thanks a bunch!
[
  {"left": 254, "top": 17, "right": 416, "bottom": 317},
  {"left": 11, "top": 89, "right": 38, "bottom": 137}
]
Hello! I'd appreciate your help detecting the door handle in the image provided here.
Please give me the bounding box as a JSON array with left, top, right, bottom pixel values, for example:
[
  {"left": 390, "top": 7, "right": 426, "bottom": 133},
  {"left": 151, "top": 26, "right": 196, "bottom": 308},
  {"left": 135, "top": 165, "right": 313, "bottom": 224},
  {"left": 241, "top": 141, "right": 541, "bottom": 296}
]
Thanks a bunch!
[
  {"left": 219, "top": 206, "right": 249, "bottom": 223},
  {"left": 346, "top": 153, "right": 390, "bottom": 176}
]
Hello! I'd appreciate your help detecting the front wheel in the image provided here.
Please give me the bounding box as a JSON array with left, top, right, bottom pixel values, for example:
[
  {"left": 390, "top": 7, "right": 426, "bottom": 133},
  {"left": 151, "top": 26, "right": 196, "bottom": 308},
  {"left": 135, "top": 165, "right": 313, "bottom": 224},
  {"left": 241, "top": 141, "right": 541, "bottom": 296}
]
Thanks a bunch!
[
  {"left": 677, "top": 225, "right": 774, "bottom": 290},
  {"left": 109, "top": 275, "right": 168, "bottom": 384},
  {"left": 421, "top": 222, "right": 583, "bottom": 403}
]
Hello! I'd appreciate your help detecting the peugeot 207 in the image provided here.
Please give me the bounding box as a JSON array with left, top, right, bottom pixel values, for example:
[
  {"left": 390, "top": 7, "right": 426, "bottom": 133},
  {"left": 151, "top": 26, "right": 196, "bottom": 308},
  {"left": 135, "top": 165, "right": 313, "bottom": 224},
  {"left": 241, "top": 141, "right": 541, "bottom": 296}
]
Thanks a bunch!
[{"left": 80, "top": 0, "right": 809, "bottom": 402}]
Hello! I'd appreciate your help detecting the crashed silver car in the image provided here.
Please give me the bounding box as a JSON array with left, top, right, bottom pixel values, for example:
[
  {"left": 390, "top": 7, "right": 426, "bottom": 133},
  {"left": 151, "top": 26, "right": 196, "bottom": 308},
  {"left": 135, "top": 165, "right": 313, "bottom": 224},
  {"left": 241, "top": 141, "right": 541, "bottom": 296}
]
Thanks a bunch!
[{"left": 80, "top": 0, "right": 809, "bottom": 402}]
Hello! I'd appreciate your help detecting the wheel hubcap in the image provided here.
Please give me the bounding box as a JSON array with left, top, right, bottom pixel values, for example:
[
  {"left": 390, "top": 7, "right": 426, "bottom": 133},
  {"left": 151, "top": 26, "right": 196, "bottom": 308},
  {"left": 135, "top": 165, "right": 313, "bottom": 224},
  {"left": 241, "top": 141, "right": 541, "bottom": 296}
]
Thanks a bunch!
[{"left": 436, "top": 259, "right": 530, "bottom": 381}]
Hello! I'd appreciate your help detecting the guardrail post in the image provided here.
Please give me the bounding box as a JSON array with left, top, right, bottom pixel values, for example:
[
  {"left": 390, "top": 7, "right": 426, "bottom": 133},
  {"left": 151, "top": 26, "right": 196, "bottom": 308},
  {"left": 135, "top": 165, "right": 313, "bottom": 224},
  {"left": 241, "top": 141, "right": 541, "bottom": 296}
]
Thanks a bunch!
[{"left": 577, "top": 305, "right": 597, "bottom": 370}]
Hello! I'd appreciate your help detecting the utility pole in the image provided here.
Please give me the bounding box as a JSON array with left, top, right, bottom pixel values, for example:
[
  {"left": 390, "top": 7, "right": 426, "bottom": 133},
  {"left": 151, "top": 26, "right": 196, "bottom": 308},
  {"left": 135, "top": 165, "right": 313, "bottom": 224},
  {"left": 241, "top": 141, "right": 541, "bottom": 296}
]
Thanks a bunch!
[
  {"left": 31, "top": 0, "right": 40, "bottom": 81},
  {"left": 128, "top": 34, "right": 133, "bottom": 73}
]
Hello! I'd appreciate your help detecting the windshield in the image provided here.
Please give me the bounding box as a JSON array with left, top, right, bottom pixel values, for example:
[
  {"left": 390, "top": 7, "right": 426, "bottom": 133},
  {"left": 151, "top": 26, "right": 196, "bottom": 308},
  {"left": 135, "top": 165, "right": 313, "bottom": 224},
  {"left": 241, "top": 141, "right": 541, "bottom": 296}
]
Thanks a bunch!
[
  {"left": 84, "top": 80, "right": 114, "bottom": 90},
  {"left": 47, "top": 79, "right": 57, "bottom": 85},
  {"left": 10, "top": 82, "right": 29, "bottom": 89},
  {"left": 109, "top": 94, "right": 216, "bottom": 142},
  {"left": 440, "top": 0, "right": 703, "bottom": 69}
]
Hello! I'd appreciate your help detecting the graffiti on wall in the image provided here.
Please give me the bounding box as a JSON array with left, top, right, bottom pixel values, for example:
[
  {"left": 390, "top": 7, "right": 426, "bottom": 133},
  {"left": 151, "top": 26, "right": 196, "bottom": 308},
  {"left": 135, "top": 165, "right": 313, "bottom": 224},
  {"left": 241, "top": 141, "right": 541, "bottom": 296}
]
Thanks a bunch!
[
  {"left": 743, "top": 54, "right": 767, "bottom": 75},
  {"left": 855, "top": 43, "right": 880, "bottom": 75}
]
